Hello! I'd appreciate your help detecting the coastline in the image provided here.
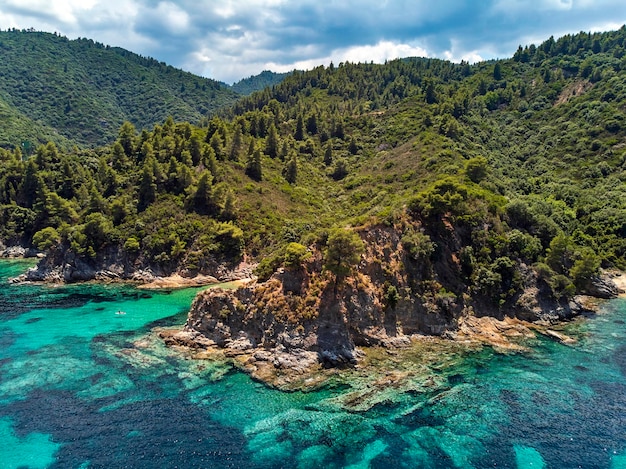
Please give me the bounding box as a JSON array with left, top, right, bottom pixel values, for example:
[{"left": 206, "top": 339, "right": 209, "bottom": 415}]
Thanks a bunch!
[
  {"left": 162, "top": 267, "right": 626, "bottom": 392},
  {"left": 1, "top": 245, "right": 256, "bottom": 289},
  {"left": 3, "top": 252, "right": 624, "bottom": 392}
]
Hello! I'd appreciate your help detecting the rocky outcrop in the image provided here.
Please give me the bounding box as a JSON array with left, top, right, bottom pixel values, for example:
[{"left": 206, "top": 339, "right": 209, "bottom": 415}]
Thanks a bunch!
[
  {"left": 581, "top": 275, "right": 623, "bottom": 299},
  {"left": 168, "top": 223, "right": 622, "bottom": 382},
  {"left": 9, "top": 243, "right": 254, "bottom": 286},
  {"left": 1, "top": 245, "right": 41, "bottom": 259}
]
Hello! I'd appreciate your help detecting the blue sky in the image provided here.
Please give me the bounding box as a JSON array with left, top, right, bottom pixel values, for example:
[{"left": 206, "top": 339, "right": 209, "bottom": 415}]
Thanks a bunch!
[{"left": 1, "top": 0, "right": 625, "bottom": 84}]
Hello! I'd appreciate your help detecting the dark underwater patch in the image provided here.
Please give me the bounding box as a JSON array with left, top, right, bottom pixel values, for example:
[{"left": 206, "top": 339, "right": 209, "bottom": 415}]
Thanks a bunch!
[{"left": 2, "top": 389, "right": 256, "bottom": 469}]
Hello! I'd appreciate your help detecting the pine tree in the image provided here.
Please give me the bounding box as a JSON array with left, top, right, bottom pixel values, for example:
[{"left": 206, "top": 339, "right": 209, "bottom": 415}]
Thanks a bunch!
[
  {"left": 210, "top": 132, "right": 225, "bottom": 161},
  {"left": 332, "top": 118, "right": 345, "bottom": 139},
  {"left": 424, "top": 78, "right": 437, "bottom": 104},
  {"left": 349, "top": 136, "right": 359, "bottom": 155},
  {"left": 306, "top": 113, "right": 318, "bottom": 135},
  {"left": 279, "top": 140, "right": 289, "bottom": 161},
  {"left": 246, "top": 147, "right": 263, "bottom": 181},
  {"left": 265, "top": 123, "right": 279, "bottom": 159},
  {"left": 137, "top": 160, "right": 157, "bottom": 212},
  {"left": 166, "top": 157, "right": 180, "bottom": 193},
  {"left": 190, "top": 171, "right": 217, "bottom": 215},
  {"left": 283, "top": 153, "right": 297, "bottom": 184},
  {"left": 324, "top": 142, "right": 333, "bottom": 166},
  {"left": 118, "top": 121, "right": 136, "bottom": 157},
  {"left": 19, "top": 160, "right": 42, "bottom": 208},
  {"left": 324, "top": 228, "right": 364, "bottom": 280},
  {"left": 203, "top": 146, "right": 217, "bottom": 176},
  {"left": 229, "top": 124, "right": 243, "bottom": 161},
  {"left": 493, "top": 62, "right": 502, "bottom": 81},
  {"left": 188, "top": 135, "right": 203, "bottom": 165},
  {"left": 111, "top": 142, "right": 128, "bottom": 171},
  {"left": 87, "top": 182, "right": 108, "bottom": 215},
  {"left": 220, "top": 191, "right": 237, "bottom": 221},
  {"left": 294, "top": 114, "right": 304, "bottom": 141},
  {"left": 59, "top": 159, "right": 75, "bottom": 200}
]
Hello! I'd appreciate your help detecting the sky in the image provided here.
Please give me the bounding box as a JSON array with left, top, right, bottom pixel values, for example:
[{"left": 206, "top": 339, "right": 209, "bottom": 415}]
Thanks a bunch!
[{"left": 0, "top": 1, "right": 625, "bottom": 84}]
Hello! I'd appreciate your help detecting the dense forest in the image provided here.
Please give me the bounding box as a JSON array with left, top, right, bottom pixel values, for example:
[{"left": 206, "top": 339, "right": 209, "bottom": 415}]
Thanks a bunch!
[
  {"left": 0, "top": 30, "right": 239, "bottom": 148},
  {"left": 1, "top": 27, "right": 625, "bottom": 310}
]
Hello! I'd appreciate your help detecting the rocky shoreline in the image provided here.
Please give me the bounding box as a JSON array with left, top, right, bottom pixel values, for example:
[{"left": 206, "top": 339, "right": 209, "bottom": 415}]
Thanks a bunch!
[
  {"left": 3, "top": 244, "right": 255, "bottom": 288},
  {"left": 162, "top": 258, "right": 625, "bottom": 390},
  {"left": 3, "top": 241, "right": 624, "bottom": 391},
  {"left": 159, "top": 305, "right": 603, "bottom": 391},
  {"left": 0, "top": 245, "right": 43, "bottom": 259}
]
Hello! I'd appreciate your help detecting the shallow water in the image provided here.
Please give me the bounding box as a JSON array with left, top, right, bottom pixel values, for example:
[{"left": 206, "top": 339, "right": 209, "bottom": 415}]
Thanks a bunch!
[{"left": 0, "top": 259, "right": 625, "bottom": 468}]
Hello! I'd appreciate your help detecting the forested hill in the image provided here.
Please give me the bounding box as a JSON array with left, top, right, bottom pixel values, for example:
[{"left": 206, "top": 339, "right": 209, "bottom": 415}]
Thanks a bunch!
[
  {"left": 230, "top": 70, "right": 292, "bottom": 95},
  {"left": 1, "top": 27, "right": 625, "bottom": 314},
  {"left": 0, "top": 30, "right": 239, "bottom": 149}
]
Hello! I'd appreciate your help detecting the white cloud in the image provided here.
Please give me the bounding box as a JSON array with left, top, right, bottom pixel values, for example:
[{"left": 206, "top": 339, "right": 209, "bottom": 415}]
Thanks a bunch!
[
  {"left": 151, "top": 2, "right": 190, "bottom": 34},
  {"left": 586, "top": 21, "right": 625, "bottom": 33},
  {"left": 439, "top": 38, "right": 486, "bottom": 64},
  {"left": 336, "top": 41, "right": 429, "bottom": 64},
  {"left": 260, "top": 41, "right": 430, "bottom": 83},
  {"left": 491, "top": 0, "right": 573, "bottom": 15},
  {"left": 4, "top": 0, "right": 98, "bottom": 25}
]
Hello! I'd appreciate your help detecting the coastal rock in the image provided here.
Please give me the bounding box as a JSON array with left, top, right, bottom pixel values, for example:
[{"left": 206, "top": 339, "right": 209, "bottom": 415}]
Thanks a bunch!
[
  {"left": 1, "top": 245, "right": 41, "bottom": 258},
  {"left": 582, "top": 275, "right": 621, "bottom": 299},
  {"left": 171, "top": 225, "right": 461, "bottom": 375},
  {"left": 13, "top": 242, "right": 253, "bottom": 286},
  {"left": 173, "top": 224, "right": 622, "bottom": 382}
]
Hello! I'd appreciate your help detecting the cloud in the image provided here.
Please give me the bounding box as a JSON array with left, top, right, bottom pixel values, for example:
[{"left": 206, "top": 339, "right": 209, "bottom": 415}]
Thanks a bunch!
[
  {"left": 1, "top": 0, "right": 625, "bottom": 83},
  {"left": 265, "top": 41, "right": 431, "bottom": 72},
  {"left": 2, "top": 0, "right": 98, "bottom": 25}
]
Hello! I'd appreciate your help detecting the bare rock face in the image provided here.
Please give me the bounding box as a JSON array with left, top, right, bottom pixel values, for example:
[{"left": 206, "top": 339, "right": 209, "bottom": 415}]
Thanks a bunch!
[
  {"left": 180, "top": 275, "right": 362, "bottom": 369},
  {"left": 1, "top": 245, "right": 41, "bottom": 259},
  {"left": 582, "top": 275, "right": 622, "bottom": 299}
]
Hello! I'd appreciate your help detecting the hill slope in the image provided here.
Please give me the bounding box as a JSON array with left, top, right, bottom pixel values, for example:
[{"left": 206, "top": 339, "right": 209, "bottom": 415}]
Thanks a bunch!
[
  {"left": 0, "top": 30, "right": 239, "bottom": 148},
  {"left": 230, "top": 70, "right": 292, "bottom": 95},
  {"left": 1, "top": 27, "right": 625, "bottom": 370}
]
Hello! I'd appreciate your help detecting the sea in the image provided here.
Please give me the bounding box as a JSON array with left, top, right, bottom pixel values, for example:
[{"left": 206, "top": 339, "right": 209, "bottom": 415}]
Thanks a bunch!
[{"left": 0, "top": 258, "right": 625, "bottom": 469}]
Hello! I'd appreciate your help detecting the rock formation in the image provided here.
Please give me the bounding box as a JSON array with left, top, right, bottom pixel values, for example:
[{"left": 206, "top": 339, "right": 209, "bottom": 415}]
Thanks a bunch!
[{"left": 167, "top": 223, "right": 621, "bottom": 382}]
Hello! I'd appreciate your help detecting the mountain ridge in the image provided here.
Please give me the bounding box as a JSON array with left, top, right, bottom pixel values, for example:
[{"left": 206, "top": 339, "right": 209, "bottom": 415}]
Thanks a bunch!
[
  {"left": 0, "top": 30, "right": 239, "bottom": 148},
  {"left": 230, "top": 70, "right": 293, "bottom": 95}
]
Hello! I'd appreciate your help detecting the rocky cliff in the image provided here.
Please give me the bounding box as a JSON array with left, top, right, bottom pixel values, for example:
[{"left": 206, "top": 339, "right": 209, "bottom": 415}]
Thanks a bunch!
[{"left": 167, "top": 222, "right": 622, "bottom": 384}]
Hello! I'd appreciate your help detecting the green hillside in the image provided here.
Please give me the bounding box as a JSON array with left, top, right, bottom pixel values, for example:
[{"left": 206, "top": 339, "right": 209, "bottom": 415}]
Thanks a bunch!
[
  {"left": 0, "top": 26, "right": 625, "bottom": 308},
  {"left": 230, "top": 70, "right": 292, "bottom": 95},
  {"left": 0, "top": 30, "right": 239, "bottom": 148}
]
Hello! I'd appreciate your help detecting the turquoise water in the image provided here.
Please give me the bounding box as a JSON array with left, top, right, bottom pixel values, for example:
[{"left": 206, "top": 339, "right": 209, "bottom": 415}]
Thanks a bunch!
[{"left": 1, "top": 259, "right": 625, "bottom": 468}]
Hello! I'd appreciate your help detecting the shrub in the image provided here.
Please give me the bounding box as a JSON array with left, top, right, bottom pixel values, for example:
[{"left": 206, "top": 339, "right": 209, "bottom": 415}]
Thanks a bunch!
[
  {"left": 569, "top": 249, "right": 601, "bottom": 289},
  {"left": 283, "top": 242, "right": 311, "bottom": 269},
  {"left": 32, "top": 227, "right": 60, "bottom": 250},
  {"left": 401, "top": 229, "right": 435, "bottom": 261},
  {"left": 465, "top": 156, "right": 489, "bottom": 183},
  {"left": 384, "top": 284, "right": 400, "bottom": 309},
  {"left": 124, "top": 236, "right": 140, "bottom": 252}
]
